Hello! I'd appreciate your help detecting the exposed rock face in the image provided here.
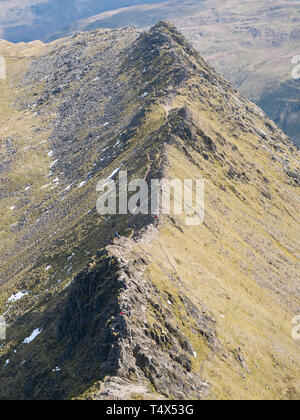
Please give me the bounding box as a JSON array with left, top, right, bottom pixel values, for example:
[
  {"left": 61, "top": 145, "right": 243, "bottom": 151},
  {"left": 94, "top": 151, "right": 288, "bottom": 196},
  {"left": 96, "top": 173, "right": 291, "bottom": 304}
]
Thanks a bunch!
[
  {"left": 53, "top": 238, "right": 216, "bottom": 400},
  {"left": 61, "top": 236, "right": 216, "bottom": 400},
  {"left": 0, "top": 22, "right": 299, "bottom": 400}
]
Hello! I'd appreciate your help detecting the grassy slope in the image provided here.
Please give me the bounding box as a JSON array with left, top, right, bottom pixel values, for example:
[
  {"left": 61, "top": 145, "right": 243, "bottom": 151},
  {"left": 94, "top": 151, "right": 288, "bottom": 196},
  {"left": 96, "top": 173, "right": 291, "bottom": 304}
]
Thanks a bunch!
[{"left": 134, "top": 76, "right": 300, "bottom": 399}]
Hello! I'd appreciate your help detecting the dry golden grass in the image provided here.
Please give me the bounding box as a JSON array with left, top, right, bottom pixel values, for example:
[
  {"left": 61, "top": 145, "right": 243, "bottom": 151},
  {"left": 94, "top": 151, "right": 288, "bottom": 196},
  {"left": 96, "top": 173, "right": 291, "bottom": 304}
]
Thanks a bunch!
[{"left": 137, "top": 141, "right": 300, "bottom": 400}]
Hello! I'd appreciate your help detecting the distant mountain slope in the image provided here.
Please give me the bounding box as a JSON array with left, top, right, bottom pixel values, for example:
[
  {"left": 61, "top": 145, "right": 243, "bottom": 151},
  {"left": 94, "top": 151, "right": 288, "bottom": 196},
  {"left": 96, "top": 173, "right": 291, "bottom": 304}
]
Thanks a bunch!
[
  {"left": 257, "top": 79, "right": 300, "bottom": 147},
  {"left": 0, "top": 23, "right": 299, "bottom": 400},
  {"left": 0, "top": 0, "right": 168, "bottom": 42},
  {"left": 51, "top": 0, "right": 300, "bottom": 148}
]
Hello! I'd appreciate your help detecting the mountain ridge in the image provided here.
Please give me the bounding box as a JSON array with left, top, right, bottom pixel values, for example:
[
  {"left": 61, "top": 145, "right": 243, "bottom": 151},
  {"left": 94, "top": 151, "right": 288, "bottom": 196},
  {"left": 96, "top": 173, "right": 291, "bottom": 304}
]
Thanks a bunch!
[
  {"left": 43, "top": 0, "right": 300, "bottom": 149},
  {"left": 0, "top": 22, "right": 299, "bottom": 400},
  {"left": 2, "top": 1, "right": 300, "bottom": 147}
]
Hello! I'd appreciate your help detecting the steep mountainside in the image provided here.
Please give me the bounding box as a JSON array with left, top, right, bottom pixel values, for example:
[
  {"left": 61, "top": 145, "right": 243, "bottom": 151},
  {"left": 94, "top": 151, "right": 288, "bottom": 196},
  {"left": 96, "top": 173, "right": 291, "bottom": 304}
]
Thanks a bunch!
[
  {"left": 0, "top": 23, "right": 299, "bottom": 400},
  {"left": 53, "top": 0, "right": 300, "bottom": 148}
]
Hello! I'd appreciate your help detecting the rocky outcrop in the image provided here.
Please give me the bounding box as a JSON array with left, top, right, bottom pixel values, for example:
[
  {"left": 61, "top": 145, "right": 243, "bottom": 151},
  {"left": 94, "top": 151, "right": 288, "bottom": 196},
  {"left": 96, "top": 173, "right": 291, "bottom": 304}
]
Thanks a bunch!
[{"left": 55, "top": 231, "right": 217, "bottom": 400}]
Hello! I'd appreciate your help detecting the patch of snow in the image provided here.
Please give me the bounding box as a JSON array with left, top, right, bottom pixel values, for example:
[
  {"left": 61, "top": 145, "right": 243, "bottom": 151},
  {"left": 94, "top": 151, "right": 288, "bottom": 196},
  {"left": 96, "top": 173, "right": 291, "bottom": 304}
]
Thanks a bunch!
[
  {"left": 98, "top": 167, "right": 122, "bottom": 189},
  {"left": 50, "top": 159, "right": 58, "bottom": 169},
  {"left": 108, "top": 166, "right": 122, "bottom": 179},
  {"left": 193, "top": 351, "right": 197, "bottom": 359},
  {"left": 47, "top": 151, "right": 53, "bottom": 157},
  {"left": 52, "top": 366, "right": 61, "bottom": 372},
  {"left": 8, "top": 291, "right": 28, "bottom": 303},
  {"left": 10, "top": 206, "right": 15, "bottom": 211},
  {"left": 23, "top": 328, "right": 43, "bottom": 344},
  {"left": 103, "top": 122, "right": 110, "bottom": 127},
  {"left": 78, "top": 180, "right": 87, "bottom": 188},
  {"left": 45, "top": 265, "right": 52, "bottom": 271},
  {"left": 3, "top": 307, "right": 12, "bottom": 316},
  {"left": 4, "top": 359, "right": 9, "bottom": 367}
]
